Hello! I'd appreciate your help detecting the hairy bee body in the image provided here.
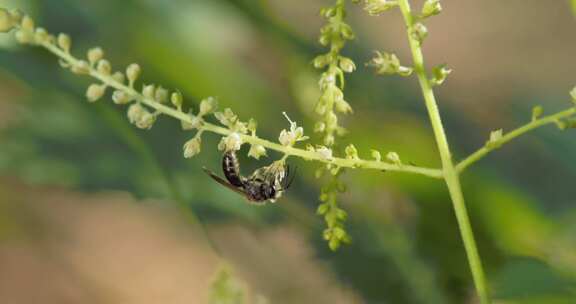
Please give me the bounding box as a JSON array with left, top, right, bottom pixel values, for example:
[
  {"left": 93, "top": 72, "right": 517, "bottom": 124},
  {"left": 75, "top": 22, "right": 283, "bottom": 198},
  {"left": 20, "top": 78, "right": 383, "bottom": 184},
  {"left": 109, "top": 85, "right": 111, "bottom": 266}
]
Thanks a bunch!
[
  {"left": 203, "top": 151, "right": 293, "bottom": 204},
  {"left": 222, "top": 150, "right": 245, "bottom": 187}
]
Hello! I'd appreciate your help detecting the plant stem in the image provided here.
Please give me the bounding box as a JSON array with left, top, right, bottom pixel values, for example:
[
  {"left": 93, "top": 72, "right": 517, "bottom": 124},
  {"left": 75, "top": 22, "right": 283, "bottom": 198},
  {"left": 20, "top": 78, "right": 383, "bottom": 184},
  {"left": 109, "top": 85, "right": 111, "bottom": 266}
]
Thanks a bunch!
[
  {"left": 397, "top": 1, "right": 490, "bottom": 303},
  {"left": 457, "top": 107, "right": 576, "bottom": 173},
  {"left": 33, "top": 39, "right": 444, "bottom": 179}
]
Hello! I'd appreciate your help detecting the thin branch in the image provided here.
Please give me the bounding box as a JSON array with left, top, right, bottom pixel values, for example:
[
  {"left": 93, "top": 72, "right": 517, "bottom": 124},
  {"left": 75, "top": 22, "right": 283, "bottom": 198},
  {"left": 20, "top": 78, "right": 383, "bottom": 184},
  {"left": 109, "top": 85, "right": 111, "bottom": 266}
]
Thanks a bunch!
[
  {"left": 457, "top": 107, "right": 576, "bottom": 173},
  {"left": 34, "top": 37, "right": 444, "bottom": 179}
]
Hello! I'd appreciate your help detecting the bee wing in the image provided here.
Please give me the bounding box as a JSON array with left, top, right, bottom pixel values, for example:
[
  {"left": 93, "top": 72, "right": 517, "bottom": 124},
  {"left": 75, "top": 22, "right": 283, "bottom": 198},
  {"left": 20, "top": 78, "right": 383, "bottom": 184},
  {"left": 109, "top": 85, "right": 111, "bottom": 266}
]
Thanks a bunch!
[{"left": 202, "top": 167, "right": 248, "bottom": 197}]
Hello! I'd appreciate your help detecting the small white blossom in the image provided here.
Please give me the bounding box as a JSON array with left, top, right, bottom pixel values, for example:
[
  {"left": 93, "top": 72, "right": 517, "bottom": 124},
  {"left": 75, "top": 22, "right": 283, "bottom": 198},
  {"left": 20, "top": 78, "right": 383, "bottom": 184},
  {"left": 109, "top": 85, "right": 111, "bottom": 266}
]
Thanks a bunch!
[
  {"left": 183, "top": 136, "right": 202, "bottom": 158},
  {"left": 218, "top": 132, "right": 243, "bottom": 151},
  {"left": 248, "top": 144, "right": 267, "bottom": 160}
]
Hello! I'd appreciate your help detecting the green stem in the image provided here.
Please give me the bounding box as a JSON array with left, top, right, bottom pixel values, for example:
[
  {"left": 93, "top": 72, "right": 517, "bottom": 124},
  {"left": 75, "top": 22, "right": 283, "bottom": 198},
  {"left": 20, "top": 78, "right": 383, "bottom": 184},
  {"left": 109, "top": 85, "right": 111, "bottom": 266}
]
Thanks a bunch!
[
  {"left": 397, "top": 1, "right": 490, "bottom": 303},
  {"left": 457, "top": 107, "right": 576, "bottom": 173},
  {"left": 31, "top": 39, "right": 443, "bottom": 179}
]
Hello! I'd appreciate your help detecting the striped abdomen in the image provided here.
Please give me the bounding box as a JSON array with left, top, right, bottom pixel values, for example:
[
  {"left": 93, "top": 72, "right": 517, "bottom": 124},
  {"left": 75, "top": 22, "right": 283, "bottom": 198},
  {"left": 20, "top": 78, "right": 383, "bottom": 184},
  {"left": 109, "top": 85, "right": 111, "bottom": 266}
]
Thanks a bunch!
[{"left": 222, "top": 151, "right": 244, "bottom": 187}]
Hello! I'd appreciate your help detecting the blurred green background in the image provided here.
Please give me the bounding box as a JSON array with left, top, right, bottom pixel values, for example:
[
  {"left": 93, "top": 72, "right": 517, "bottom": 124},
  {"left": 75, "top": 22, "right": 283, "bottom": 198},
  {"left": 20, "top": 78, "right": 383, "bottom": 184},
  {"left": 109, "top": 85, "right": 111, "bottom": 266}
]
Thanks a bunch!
[{"left": 0, "top": 0, "right": 575, "bottom": 303}]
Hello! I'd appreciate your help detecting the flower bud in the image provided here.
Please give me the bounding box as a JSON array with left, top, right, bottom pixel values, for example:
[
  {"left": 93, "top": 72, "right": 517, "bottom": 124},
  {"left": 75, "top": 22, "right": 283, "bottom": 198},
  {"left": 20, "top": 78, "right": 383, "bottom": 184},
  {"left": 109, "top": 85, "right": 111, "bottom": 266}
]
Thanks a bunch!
[
  {"left": 386, "top": 152, "right": 401, "bottom": 165},
  {"left": 248, "top": 144, "right": 267, "bottom": 160},
  {"left": 142, "top": 84, "right": 155, "bottom": 99},
  {"left": 183, "top": 136, "right": 202, "bottom": 158},
  {"left": 570, "top": 86, "right": 576, "bottom": 104},
  {"left": 218, "top": 132, "right": 243, "bottom": 151},
  {"left": 364, "top": 0, "right": 398, "bottom": 16},
  {"left": 171, "top": 91, "right": 183, "bottom": 109},
  {"left": 421, "top": 0, "right": 442, "bottom": 18},
  {"left": 247, "top": 118, "right": 258, "bottom": 134},
  {"left": 0, "top": 9, "right": 14, "bottom": 33},
  {"left": 345, "top": 144, "right": 359, "bottom": 160},
  {"left": 112, "top": 72, "right": 125, "bottom": 84},
  {"left": 314, "top": 122, "right": 326, "bottom": 133},
  {"left": 411, "top": 23, "right": 428, "bottom": 45},
  {"left": 57, "top": 33, "right": 71, "bottom": 52},
  {"left": 126, "top": 63, "right": 141, "bottom": 86},
  {"left": 34, "top": 27, "right": 48, "bottom": 43},
  {"left": 87, "top": 47, "right": 104, "bottom": 65},
  {"left": 486, "top": 129, "right": 503, "bottom": 148},
  {"left": 21, "top": 15, "right": 34, "bottom": 32},
  {"left": 313, "top": 55, "right": 329, "bottom": 69},
  {"left": 339, "top": 57, "right": 356, "bottom": 73},
  {"left": 15, "top": 29, "right": 33, "bottom": 44},
  {"left": 112, "top": 90, "right": 133, "bottom": 105},
  {"left": 86, "top": 84, "right": 106, "bottom": 102},
  {"left": 154, "top": 86, "right": 169, "bottom": 103},
  {"left": 71, "top": 60, "right": 90, "bottom": 75},
  {"left": 96, "top": 59, "right": 111, "bottom": 75},
  {"left": 199, "top": 97, "right": 218, "bottom": 116},
  {"left": 335, "top": 99, "right": 353, "bottom": 114},
  {"left": 371, "top": 149, "right": 381, "bottom": 162},
  {"left": 430, "top": 64, "right": 452, "bottom": 86},
  {"left": 128, "top": 104, "right": 145, "bottom": 124}
]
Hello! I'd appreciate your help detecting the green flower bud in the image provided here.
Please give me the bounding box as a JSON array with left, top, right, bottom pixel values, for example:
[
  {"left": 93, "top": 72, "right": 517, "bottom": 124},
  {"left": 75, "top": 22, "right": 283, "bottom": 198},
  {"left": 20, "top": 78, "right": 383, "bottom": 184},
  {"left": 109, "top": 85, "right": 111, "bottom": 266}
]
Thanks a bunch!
[
  {"left": 335, "top": 99, "right": 353, "bottom": 114},
  {"left": 112, "top": 90, "right": 133, "bottom": 105},
  {"left": 248, "top": 144, "right": 267, "bottom": 160},
  {"left": 86, "top": 84, "right": 106, "bottom": 102},
  {"left": 364, "top": 0, "right": 398, "bottom": 16},
  {"left": 531, "top": 105, "right": 543, "bottom": 121},
  {"left": 142, "top": 84, "right": 155, "bottom": 99},
  {"left": 171, "top": 91, "right": 183, "bottom": 109},
  {"left": 57, "top": 33, "right": 71, "bottom": 52},
  {"left": 96, "top": 59, "right": 111, "bottom": 75},
  {"left": 15, "top": 29, "right": 33, "bottom": 44},
  {"left": 71, "top": 60, "right": 90, "bottom": 75},
  {"left": 486, "top": 129, "right": 503, "bottom": 148},
  {"left": 411, "top": 23, "right": 428, "bottom": 45},
  {"left": 126, "top": 63, "right": 141, "bottom": 87},
  {"left": 371, "top": 149, "right": 381, "bottom": 162},
  {"left": 128, "top": 104, "right": 144, "bottom": 124},
  {"left": 339, "top": 57, "right": 356, "bottom": 73},
  {"left": 87, "top": 47, "right": 104, "bottom": 65},
  {"left": 430, "top": 64, "right": 452, "bottom": 86},
  {"left": 247, "top": 118, "right": 257, "bottom": 134},
  {"left": 313, "top": 55, "right": 329, "bottom": 69},
  {"left": 112, "top": 72, "right": 125, "bottom": 84},
  {"left": 21, "top": 15, "right": 34, "bottom": 32},
  {"left": 33, "top": 27, "right": 48, "bottom": 43},
  {"left": 0, "top": 8, "right": 15, "bottom": 33},
  {"left": 199, "top": 97, "right": 218, "bottom": 116},
  {"left": 345, "top": 144, "right": 359, "bottom": 160},
  {"left": 154, "top": 86, "right": 169, "bottom": 103},
  {"left": 183, "top": 136, "right": 202, "bottom": 158},
  {"left": 571, "top": 86, "right": 576, "bottom": 104},
  {"left": 386, "top": 151, "right": 401, "bottom": 165},
  {"left": 421, "top": 0, "right": 442, "bottom": 18}
]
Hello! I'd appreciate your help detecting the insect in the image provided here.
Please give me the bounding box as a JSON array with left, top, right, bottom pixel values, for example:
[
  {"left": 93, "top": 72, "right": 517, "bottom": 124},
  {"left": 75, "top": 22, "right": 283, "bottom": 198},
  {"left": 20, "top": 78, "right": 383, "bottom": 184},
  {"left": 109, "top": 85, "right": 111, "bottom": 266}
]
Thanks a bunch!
[{"left": 203, "top": 150, "right": 295, "bottom": 204}]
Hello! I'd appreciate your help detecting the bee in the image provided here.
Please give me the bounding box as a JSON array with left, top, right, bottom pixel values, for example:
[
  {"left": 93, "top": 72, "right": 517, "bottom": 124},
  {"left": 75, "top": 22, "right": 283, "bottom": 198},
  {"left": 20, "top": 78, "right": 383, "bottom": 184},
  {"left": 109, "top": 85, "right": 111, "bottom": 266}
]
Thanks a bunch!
[{"left": 203, "top": 150, "right": 295, "bottom": 204}]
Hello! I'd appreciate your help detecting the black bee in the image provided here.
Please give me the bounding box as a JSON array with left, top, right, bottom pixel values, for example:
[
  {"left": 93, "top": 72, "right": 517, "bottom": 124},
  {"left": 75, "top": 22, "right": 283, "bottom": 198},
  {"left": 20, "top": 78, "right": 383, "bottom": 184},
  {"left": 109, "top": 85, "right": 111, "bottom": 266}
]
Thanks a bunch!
[{"left": 203, "top": 151, "right": 294, "bottom": 204}]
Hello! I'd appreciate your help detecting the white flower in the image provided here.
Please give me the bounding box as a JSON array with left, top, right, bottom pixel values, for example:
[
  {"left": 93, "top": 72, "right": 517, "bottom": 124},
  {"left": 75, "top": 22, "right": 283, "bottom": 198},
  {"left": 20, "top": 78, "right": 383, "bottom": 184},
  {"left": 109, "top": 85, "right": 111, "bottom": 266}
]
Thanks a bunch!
[
  {"left": 218, "top": 132, "right": 242, "bottom": 151},
  {"left": 248, "top": 144, "right": 267, "bottom": 160}
]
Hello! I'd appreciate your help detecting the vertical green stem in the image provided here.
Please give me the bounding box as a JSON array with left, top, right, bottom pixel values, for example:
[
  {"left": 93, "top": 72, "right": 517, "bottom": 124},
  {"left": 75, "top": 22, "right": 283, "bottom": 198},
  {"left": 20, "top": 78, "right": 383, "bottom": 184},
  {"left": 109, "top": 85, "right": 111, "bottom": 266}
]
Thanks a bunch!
[{"left": 397, "top": 1, "right": 490, "bottom": 303}]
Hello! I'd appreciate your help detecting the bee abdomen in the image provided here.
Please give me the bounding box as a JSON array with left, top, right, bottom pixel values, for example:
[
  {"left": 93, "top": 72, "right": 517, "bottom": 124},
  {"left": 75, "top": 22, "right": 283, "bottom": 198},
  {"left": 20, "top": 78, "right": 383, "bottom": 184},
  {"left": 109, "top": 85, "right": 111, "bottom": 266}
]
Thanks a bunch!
[{"left": 222, "top": 151, "right": 244, "bottom": 187}]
